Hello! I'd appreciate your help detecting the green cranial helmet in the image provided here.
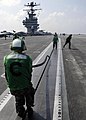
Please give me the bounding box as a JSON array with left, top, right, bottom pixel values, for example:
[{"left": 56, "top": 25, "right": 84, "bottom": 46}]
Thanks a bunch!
[{"left": 11, "top": 38, "right": 27, "bottom": 51}]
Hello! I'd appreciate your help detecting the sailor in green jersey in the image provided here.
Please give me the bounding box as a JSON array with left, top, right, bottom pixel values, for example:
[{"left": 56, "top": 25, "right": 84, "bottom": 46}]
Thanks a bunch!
[
  {"left": 53, "top": 32, "right": 59, "bottom": 49},
  {"left": 3, "top": 38, "right": 34, "bottom": 119}
]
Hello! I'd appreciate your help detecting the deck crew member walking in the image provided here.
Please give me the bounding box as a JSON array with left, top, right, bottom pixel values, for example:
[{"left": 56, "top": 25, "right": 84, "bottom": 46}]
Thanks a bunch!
[{"left": 63, "top": 34, "right": 72, "bottom": 49}]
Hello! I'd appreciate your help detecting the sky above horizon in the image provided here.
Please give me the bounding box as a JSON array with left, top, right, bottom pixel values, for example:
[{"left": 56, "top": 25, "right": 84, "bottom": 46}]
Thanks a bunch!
[{"left": 0, "top": 0, "right": 86, "bottom": 34}]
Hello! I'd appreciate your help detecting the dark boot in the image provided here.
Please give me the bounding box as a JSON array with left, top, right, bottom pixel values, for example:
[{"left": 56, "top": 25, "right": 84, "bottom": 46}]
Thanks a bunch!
[
  {"left": 17, "top": 107, "right": 26, "bottom": 119},
  {"left": 27, "top": 107, "right": 33, "bottom": 119}
]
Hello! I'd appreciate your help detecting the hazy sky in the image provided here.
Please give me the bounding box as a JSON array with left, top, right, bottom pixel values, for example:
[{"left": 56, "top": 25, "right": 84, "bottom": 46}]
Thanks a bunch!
[{"left": 0, "top": 0, "right": 86, "bottom": 34}]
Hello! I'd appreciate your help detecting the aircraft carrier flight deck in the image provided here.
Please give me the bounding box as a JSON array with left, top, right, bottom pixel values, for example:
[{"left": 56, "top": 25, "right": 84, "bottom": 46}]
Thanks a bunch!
[{"left": 0, "top": 34, "right": 86, "bottom": 120}]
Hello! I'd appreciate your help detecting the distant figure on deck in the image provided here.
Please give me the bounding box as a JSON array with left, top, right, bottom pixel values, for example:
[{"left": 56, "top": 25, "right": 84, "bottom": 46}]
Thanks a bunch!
[
  {"left": 13, "top": 34, "right": 19, "bottom": 40},
  {"left": 5, "top": 35, "right": 7, "bottom": 40},
  {"left": 63, "top": 34, "right": 72, "bottom": 49},
  {"left": 53, "top": 32, "right": 59, "bottom": 49}
]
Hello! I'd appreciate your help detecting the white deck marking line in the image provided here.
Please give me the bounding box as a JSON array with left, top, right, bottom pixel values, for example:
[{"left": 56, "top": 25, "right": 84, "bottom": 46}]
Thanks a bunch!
[
  {"left": 53, "top": 38, "right": 62, "bottom": 120},
  {"left": 1, "top": 73, "right": 5, "bottom": 79},
  {"left": 0, "top": 42, "right": 52, "bottom": 112},
  {"left": 0, "top": 91, "right": 12, "bottom": 112},
  {"left": 33, "top": 42, "right": 52, "bottom": 65}
]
